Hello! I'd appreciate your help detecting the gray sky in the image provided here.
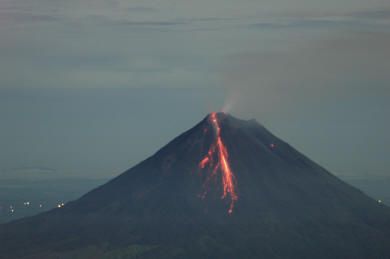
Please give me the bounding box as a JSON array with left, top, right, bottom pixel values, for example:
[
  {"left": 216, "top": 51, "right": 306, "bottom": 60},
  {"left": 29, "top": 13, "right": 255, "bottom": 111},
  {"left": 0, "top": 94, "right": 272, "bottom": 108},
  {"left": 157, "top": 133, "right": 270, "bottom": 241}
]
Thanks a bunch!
[{"left": 0, "top": 0, "right": 389, "bottom": 179}]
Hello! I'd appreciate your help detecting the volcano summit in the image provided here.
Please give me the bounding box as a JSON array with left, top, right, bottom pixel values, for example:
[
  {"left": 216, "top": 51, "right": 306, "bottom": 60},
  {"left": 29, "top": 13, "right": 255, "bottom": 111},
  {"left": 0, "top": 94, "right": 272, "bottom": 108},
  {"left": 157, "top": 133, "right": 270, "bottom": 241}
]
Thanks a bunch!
[{"left": 1, "top": 113, "right": 390, "bottom": 259}]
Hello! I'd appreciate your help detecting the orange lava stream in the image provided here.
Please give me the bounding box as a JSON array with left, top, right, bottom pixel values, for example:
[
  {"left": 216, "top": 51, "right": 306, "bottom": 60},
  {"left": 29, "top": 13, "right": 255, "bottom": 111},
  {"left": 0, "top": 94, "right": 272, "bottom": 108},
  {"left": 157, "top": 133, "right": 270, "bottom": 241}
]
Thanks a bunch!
[{"left": 199, "top": 112, "right": 238, "bottom": 214}]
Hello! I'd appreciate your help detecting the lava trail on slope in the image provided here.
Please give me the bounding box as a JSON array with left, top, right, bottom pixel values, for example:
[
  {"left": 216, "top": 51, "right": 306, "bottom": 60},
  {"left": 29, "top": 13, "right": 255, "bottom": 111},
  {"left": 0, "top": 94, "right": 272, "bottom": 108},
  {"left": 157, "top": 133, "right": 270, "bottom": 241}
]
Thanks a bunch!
[{"left": 199, "top": 112, "right": 238, "bottom": 214}]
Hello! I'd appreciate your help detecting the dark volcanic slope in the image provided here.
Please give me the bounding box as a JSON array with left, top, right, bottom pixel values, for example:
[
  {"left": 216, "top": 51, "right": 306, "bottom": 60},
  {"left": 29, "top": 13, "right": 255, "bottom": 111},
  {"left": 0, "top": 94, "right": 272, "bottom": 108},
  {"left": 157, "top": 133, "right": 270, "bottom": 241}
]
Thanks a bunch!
[{"left": 1, "top": 113, "right": 390, "bottom": 259}]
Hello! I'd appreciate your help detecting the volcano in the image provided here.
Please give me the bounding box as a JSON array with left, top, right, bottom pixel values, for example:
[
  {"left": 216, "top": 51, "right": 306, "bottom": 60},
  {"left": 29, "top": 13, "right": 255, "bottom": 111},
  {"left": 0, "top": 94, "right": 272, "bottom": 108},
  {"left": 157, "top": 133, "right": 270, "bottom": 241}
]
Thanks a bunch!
[{"left": 1, "top": 113, "right": 390, "bottom": 259}]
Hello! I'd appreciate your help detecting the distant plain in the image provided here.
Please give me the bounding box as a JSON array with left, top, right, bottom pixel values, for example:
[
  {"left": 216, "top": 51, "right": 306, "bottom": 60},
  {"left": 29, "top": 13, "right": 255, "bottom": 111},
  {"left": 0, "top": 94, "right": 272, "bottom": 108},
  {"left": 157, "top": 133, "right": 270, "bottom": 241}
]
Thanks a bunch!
[{"left": 1, "top": 175, "right": 389, "bottom": 224}]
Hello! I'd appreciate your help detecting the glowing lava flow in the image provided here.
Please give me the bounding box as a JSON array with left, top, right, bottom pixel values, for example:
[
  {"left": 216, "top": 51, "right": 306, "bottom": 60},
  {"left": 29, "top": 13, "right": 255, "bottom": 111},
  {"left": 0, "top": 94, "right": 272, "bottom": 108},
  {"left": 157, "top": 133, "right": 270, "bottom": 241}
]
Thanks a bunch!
[{"left": 199, "top": 112, "right": 238, "bottom": 214}]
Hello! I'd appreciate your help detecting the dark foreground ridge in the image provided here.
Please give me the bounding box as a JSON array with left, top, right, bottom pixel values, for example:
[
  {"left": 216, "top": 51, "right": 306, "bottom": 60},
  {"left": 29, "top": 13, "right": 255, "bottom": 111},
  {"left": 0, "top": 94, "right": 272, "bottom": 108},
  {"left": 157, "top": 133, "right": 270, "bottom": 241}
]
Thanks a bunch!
[{"left": 1, "top": 113, "right": 390, "bottom": 259}]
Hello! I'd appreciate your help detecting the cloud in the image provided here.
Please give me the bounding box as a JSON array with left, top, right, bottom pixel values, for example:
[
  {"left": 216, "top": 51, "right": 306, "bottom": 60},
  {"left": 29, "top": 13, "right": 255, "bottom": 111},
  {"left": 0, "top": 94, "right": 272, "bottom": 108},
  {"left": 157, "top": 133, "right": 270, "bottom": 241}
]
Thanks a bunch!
[
  {"left": 248, "top": 10, "right": 390, "bottom": 31},
  {"left": 126, "top": 7, "right": 158, "bottom": 13},
  {"left": 248, "top": 19, "right": 367, "bottom": 29},
  {"left": 1, "top": 0, "right": 390, "bottom": 91},
  {"left": 117, "top": 20, "right": 188, "bottom": 27},
  {"left": 0, "top": 12, "right": 59, "bottom": 23},
  {"left": 1, "top": 167, "right": 57, "bottom": 180},
  {"left": 349, "top": 9, "right": 390, "bottom": 19}
]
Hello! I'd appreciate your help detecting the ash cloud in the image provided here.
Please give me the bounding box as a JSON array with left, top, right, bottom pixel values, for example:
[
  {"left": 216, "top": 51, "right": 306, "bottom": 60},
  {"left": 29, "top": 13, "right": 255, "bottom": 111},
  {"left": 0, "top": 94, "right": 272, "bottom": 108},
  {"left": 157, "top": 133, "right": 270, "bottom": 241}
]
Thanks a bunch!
[{"left": 221, "top": 31, "right": 390, "bottom": 119}]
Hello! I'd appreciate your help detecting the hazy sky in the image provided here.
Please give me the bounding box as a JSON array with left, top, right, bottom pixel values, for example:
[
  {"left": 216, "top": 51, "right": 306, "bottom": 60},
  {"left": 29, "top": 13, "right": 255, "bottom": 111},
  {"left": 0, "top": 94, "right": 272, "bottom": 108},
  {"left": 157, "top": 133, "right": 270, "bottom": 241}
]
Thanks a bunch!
[{"left": 0, "top": 0, "right": 389, "bottom": 179}]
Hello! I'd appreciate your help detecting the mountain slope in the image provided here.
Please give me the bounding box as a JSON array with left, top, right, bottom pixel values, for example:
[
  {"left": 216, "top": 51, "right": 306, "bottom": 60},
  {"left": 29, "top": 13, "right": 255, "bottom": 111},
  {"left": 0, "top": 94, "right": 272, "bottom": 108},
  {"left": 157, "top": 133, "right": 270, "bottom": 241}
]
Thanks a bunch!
[{"left": 1, "top": 113, "right": 390, "bottom": 259}]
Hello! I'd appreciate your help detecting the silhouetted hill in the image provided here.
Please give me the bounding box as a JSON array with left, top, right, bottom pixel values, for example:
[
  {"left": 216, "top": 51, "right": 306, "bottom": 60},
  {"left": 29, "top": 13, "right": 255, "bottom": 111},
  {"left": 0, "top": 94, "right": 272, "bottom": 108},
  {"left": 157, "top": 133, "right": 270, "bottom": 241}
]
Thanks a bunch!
[{"left": 1, "top": 113, "right": 390, "bottom": 258}]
